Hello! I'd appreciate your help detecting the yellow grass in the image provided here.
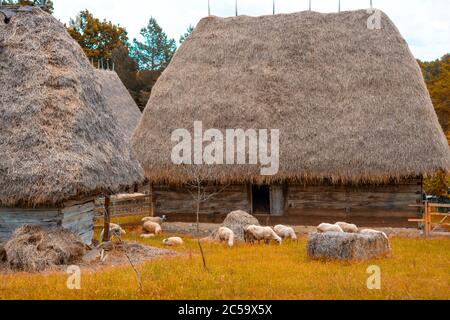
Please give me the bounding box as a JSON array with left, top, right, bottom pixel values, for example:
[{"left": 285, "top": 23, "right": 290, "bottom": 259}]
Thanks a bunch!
[{"left": 0, "top": 232, "right": 449, "bottom": 300}]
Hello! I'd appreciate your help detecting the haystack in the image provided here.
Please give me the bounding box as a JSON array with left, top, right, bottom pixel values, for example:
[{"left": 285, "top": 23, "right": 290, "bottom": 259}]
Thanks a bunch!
[
  {"left": 0, "top": 7, "right": 143, "bottom": 207},
  {"left": 95, "top": 70, "right": 142, "bottom": 140},
  {"left": 133, "top": 10, "right": 450, "bottom": 185},
  {"left": 213, "top": 210, "right": 260, "bottom": 241},
  {"left": 0, "top": 8, "right": 144, "bottom": 243},
  {"left": 4, "top": 225, "right": 85, "bottom": 272},
  {"left": 307, "top": 232, "right": 391, "bottom": 261}
]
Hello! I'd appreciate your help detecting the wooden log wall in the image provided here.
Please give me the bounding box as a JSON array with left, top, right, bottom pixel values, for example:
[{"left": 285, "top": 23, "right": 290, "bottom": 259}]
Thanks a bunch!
[
  {"left": 0, "top": 198, "right": 95, "bottom": 244},
  {"left": 0, "top": 207, "right": 60, "bottom": 241},
  {"left": 153, "top": 185, "right": 251, "bottom": 216},
  {"left": 286, "top": 180, "right": 422, "bottom": 218},
  {"left": 61, "top": 199, "right": 95, "bottom": 245}
]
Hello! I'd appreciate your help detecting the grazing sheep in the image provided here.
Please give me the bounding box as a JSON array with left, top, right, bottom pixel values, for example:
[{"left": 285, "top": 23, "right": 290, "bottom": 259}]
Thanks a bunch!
[
  {"left": 244, "top": 225, "right": 282, "bottom": 245},
  {"left": 218, "top": 227, "right": 235, "bottom": 247},
  {"left": 100, "top": 223, "right": 126, "bottom": 242},
  {"left": 317, "top": 223, "right": 344, "bottom": 234},
  {"left": 163, "top": 237, "right": 184, "bottom": 246},
  {"left": 360, "top": 229, "right": 388, "bottom": 240},
  {"left": 143, "top": 221, "right": 162, "bottom": 235},
  {"left": 140, "top": 234, "right": 155, "bottom": 239},
  {"left": 274, "top": 225, "right": 297, "bottom": 241},
  {"left": 142, "top": 215, "right": 167, "bottom": 225},
  {"left": 335, "top": 222, "right": 359, "bottom": 233}
]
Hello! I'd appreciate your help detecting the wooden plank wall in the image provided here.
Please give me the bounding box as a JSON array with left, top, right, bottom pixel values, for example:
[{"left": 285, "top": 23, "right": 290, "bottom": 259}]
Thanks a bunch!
[
  {"left": 154, "top": 185, "right": 251, "bottom": 216},
  {"left": 287, "top": 180, "right": 421, "bottom": 218},
  {"left": 0, "top": 207, "right": 61, "bottom": 241},
  {"left": 61, "top": 200, "right": 95, "bottom": 245},
  {"left": 0, "top": 199, "right": 95, "bottom": 244}
]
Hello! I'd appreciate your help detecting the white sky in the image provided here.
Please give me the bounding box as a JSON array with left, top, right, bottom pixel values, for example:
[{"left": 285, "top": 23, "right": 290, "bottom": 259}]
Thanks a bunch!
[{"left": 53, "top": 0, "right": 450, "bottom": 61}]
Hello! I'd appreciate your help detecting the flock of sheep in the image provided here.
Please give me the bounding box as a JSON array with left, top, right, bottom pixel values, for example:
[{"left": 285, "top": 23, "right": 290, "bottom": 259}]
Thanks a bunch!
[
  {"left": 101, "top": 217, "right": 387, "bottom": 249},
  {"left": 317, "top": 222, "right": 388, "bottom": 239}
]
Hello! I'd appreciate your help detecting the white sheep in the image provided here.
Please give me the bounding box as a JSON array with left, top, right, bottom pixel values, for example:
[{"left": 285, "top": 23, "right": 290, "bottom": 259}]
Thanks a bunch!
[
  {"left": 140, "top": 234, "right": 155, "bottom": 239},
  {"left": 317, "top": 223, "right": 344, "bottom": 234},
  {"left": 143, "top": 221, "right": 162, "bottom": 235},
  {"left": 218, "top": 227, "right": 235, "bottom": 247},
  {"left": 163, "top": 237, "right": 184, "bottom": 246},
  {"left": 244, "top": 225, "right": 282, "bottom": 245},
  {"left": 335, "top": 222, "right": 359, "bottom": 233},
  {"left": 100, "top": 223, "right": 126, "bottom": 242},
  {"left": 360, "top": 229, "right": 388, "bottom": 240},
  {"left": 274, "top": 225, "right": 297, "bottom": 241},
  {"left": 142, "top": 215, "right": 167, "bottom": 225}
]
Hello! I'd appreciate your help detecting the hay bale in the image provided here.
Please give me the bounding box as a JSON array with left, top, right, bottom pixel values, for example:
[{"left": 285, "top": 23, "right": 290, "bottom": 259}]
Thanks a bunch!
[
  {"left": 212, "top": 210, "right": 260, "bottom": 241},
  {"left": 307, "top": 232, "right": 391, "bottom": 261},
  {"left": 4, "top": 225, "right": 85, "bottom": 272}
]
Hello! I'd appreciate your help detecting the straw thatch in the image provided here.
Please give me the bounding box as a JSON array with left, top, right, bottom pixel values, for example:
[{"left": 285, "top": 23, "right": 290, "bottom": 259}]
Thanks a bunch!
[
  {"left": 0, "top": 8, "right": 144, "bottom": 207},
  {"left": 95, "top": 70, "right": 142, "bottom": 140},
  {"left": 4, "top": 225, "right": 85, "bottom": 272},
  {"left": 132, "top": 10, "right": 450, "bottom": 185},
  {"left": 307, "top": 232, "right": 391, "bottom": 261}
]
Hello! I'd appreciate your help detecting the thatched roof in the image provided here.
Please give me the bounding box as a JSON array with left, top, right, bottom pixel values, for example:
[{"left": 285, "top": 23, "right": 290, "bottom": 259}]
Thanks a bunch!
[
  {"left": 132, "top": 10, "right": 450, "bottom": 185},
  {"left": 0, "top": 8, "right": 144, "bottom": 207},
  {"left": 95, "top": 70, "right": 142, "bottom": 140}
]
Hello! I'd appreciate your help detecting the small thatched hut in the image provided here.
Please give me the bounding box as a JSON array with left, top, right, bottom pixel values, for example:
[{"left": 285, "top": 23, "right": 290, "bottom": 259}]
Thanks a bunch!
[
  {"left": 95, "top": 69, "right": 142, "bottom": 140},
  {"left": 0, "top": 8, "right": 144, "bottom": 243},
  {"left": 132, "top": 10, "right": 450, "bottom": 225}
]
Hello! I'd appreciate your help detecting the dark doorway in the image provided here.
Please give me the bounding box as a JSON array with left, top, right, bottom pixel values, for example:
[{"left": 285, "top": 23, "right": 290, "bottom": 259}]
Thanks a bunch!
[{"left": 252, "top": 185, "right": 270, "bottom": 214}]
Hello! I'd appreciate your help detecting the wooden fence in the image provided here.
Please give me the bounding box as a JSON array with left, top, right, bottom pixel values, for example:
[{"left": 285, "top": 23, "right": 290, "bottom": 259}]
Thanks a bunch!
[
  {"left": 409, "top": 202, "right": 450, "bottom": 237},
  {"left": 95, "top": 193, "right": 152, "bottom": 220}
]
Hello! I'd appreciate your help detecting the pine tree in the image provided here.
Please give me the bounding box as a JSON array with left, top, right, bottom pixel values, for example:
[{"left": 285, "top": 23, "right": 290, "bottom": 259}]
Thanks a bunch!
[{"left": 131, "top": 17, "right": 177, "bottom": 71}]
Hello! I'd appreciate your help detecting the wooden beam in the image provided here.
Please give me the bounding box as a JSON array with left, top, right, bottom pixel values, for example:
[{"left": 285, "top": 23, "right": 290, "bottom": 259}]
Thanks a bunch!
[
  {"left": 103, "top": 196, "right": 111, "bottom": 242},
  {"left": 149, "top": 183, "right": 154, "bottom": 217}
]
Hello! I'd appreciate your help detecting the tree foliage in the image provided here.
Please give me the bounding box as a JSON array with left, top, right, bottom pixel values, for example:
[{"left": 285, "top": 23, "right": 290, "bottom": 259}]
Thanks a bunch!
[
  {"left": 67, "top": 10, "right": 128, "bottom": 60},
  {"left": 1, "top": 0, "right": 53, "bottom": 13},
  {"left": 419, "top": 55, "right": 450, "bottom": 197},
  {"left": 131, "top": 17, "right": 177, "bottom": 71},
  {"left": 179, "top": 25, "right": 194, "bottom": 44}
]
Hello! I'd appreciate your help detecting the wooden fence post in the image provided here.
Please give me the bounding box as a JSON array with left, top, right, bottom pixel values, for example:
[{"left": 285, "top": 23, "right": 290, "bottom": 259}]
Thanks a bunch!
[
  {"left": 103, "top": 196, "right": 111, "bottom": 242},
  {"left": 424, "top": 201, "right": 430, "bottom": 238},
  {"left": 149, "top": 183, "right": 154, "bottom": 217}
]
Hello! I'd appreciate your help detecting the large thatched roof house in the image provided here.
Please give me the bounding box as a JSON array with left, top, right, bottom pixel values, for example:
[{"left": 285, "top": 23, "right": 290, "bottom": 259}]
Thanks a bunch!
[
  {"left": 95, "top": 70, "right": 142, "bottom": 140},
  {"left": 0, "top": 8, "right": 144, "bottom": 243},
  {"left": 132, "top": 10, "right": 450, "bottom": 225}
]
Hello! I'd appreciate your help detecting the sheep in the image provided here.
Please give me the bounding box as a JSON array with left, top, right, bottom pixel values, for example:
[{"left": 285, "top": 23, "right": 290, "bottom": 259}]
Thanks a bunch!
[
  {"left": 143, "top": 221, "right": 162, "bottom": 235},
  {"left": 140, "top": 234, "right": 155, "bottom": 239},
  {"left": 244, "top": 225, "right": 282, "bottom": 245},
  {"left": 218, "top": 227, "right": 235, "bottom": 247},
  {"left": 317, "top": 223, "right": 344, "bottom": 234},
  {"left": 335, "top": 222, "right": 359, "bottom": 233},
  {"left": 274, "top": 225, "right": 297, "bottom": 241},
  {"left": 100, "top": 223, "right": 126, "bottom": 242},
  {"left": 163, "top": 237, "right": 184, "bottom": 247},
  {"left": 360, "top": 229, "right": 388, "bottom": 240},
  {"left": 142, "top": 215, "right": 167, "bottom": 225}
]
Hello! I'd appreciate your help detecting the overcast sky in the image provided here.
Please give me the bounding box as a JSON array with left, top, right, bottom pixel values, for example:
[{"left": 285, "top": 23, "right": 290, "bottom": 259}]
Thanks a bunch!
[{"left": 53, "top": 0, "right": 450, "bottom": 61}]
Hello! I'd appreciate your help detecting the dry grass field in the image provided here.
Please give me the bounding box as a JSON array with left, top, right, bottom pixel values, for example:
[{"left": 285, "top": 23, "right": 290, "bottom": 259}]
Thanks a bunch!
[{"left": 0, "top": 229, "right": 449, "bottom": 300}]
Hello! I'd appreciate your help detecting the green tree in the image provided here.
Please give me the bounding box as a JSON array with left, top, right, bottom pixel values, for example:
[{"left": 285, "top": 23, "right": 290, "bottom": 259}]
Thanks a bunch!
[
  {"left": 131, "top": 17, "right": 177, "bottom": 71},
  {"left": 1, "top": 0, "right": 53, "bottom": 13},
  {"left": 179, "top": 25, "right": 194, "bottom": 44},
  {"left": 67, "top": 10, "right": 128, "bottom": 60}
]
